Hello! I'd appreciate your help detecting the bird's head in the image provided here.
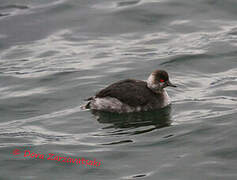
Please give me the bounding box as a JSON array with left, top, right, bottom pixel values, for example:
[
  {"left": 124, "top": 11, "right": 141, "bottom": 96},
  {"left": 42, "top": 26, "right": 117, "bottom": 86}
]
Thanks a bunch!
[{"left": 147, "top": 70, "right": 176, "bottom": 93}]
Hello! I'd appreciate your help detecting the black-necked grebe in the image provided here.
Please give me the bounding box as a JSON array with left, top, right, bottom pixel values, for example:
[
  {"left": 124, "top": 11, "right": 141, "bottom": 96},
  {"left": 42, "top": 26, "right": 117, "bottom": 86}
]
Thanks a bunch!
[{"left": 84, "top": 70, "right": 176, "bottom": 113}]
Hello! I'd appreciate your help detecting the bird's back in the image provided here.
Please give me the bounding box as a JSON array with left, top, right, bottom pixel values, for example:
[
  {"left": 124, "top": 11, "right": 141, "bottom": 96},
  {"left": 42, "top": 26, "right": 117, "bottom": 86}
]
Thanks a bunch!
[{"left": 95, "top": 79, "right": 159, "bottom": 107}]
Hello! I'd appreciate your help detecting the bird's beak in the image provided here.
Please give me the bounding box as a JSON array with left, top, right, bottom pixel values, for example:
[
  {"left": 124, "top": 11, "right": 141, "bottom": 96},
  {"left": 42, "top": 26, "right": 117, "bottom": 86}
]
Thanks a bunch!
[{"left": 166, "top": 80, "right": 177, "bottom": 87}]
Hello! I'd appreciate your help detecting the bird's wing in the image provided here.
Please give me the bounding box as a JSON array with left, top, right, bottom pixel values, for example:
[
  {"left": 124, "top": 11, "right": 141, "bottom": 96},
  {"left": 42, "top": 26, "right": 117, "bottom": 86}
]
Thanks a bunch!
[{"left": 95, "top": 79, "right": 154, "bottom": 106}]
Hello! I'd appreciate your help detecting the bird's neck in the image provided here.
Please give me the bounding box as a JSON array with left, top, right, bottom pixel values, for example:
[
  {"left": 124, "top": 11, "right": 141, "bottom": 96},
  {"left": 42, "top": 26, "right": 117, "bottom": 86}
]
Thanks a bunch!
[{"left": 147, "top": 74, "right": 162, "bottom": 93}]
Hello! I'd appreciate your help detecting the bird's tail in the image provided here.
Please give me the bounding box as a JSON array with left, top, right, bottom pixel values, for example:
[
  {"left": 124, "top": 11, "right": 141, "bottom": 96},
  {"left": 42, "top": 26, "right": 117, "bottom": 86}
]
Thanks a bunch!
[
  {"left": 84, "top": 96, "right": 94, "bottom": 101},
  {"left": 81, "top": 96, "right": 95, "bottom": 109}
]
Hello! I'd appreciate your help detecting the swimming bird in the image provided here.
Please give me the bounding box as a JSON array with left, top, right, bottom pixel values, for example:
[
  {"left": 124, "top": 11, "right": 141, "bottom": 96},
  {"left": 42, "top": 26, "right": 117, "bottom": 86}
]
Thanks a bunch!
[{"left": 84, "top": 70, "right": 176, "bottom": 113}]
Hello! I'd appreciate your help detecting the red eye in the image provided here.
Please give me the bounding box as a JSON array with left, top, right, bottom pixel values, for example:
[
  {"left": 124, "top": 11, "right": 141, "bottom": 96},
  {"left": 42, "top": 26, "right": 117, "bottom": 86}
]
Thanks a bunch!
[{"left": 160, "top": 79, "right": 165, "bottom": 82}]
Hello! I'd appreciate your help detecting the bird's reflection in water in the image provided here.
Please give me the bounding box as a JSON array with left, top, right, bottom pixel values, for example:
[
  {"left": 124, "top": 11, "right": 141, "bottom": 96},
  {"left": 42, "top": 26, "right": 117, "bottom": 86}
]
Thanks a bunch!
[{"left": 91, "top": 106, "right": 172, "bottom": 135}]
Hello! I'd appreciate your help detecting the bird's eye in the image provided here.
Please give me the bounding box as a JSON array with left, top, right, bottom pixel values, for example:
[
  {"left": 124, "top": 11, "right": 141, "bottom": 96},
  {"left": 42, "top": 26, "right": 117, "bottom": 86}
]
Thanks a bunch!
[{"left": 160, "top": 79, "right": 165, "bottom": 83}]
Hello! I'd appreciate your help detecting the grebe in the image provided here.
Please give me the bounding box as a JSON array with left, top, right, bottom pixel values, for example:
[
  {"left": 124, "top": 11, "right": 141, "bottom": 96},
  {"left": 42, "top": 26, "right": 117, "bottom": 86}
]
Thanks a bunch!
[{"left": 84, "top": 70, "right": 176, "bottom": 113}]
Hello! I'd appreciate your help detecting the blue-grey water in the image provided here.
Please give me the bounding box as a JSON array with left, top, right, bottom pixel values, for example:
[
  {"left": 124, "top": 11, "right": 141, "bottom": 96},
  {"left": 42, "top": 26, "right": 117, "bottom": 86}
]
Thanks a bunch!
[{"left": 0, "top": 0, "right": 237, "bottom": 179}]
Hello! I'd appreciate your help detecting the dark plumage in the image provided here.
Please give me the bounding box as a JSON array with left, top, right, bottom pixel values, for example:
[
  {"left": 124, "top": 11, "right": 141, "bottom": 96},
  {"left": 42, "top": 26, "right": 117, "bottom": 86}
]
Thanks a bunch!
[
  {"left": 95, "top": 79, "right": 160, "bottom": 107},
  {"left": 84, "top": 70, "right": 176, "bottom": 113}
]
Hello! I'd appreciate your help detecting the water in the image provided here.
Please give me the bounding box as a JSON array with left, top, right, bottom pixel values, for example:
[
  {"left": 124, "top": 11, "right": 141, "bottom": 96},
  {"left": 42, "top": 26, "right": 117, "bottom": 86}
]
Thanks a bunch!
[{"left": 0, "top": 0, "right": 237, "bottom": 179}]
